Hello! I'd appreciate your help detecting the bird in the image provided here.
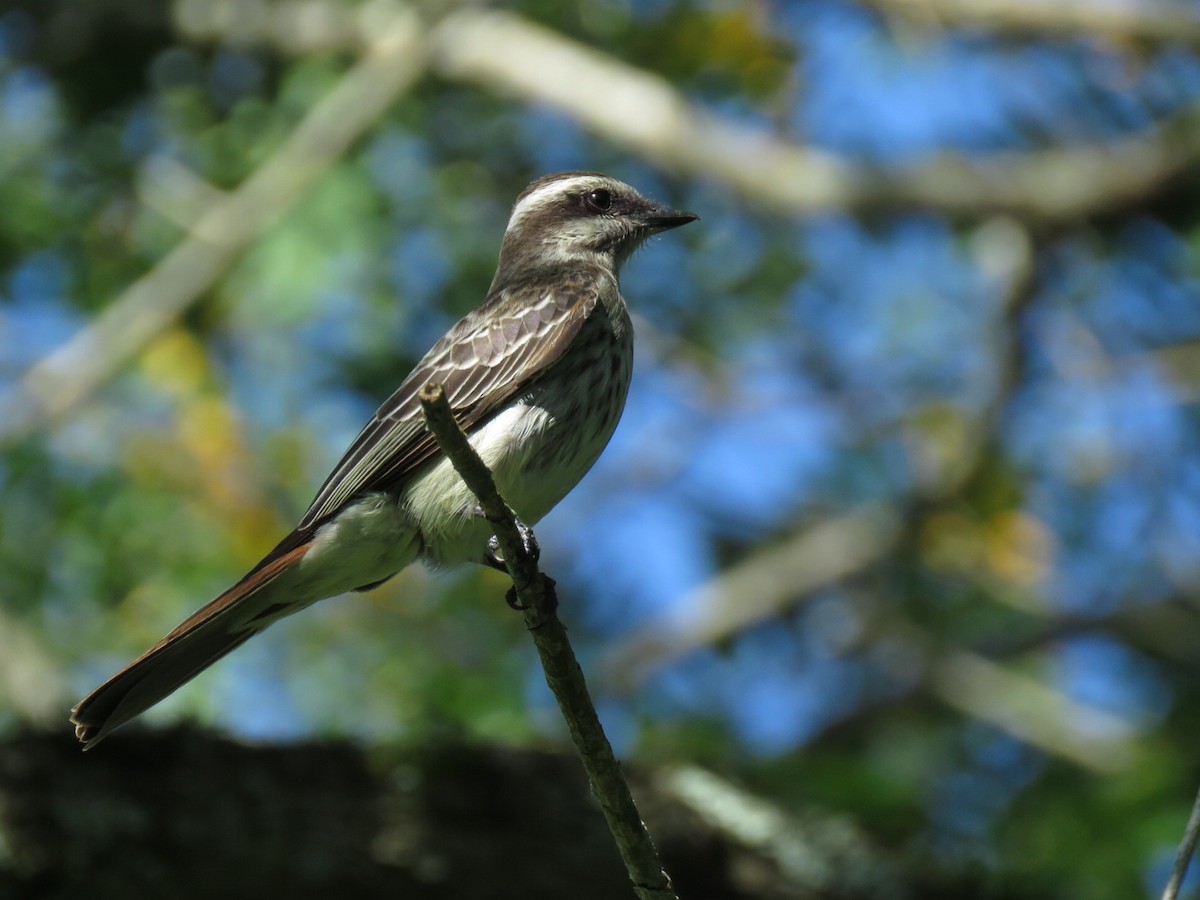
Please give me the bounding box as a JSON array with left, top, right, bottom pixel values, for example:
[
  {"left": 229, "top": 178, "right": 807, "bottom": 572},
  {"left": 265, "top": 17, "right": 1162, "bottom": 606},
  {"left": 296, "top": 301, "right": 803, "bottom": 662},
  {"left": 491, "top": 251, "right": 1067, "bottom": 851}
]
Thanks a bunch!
[{"left": 70, "top": 172, "right": 697, "bottom": 747}]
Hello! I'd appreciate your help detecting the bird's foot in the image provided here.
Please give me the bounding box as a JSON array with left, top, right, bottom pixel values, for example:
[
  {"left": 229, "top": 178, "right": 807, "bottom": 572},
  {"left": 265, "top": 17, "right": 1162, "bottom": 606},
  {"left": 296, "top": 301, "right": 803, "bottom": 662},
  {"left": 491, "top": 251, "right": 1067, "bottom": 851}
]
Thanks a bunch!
[
  {"left": 480, "top": 511, "right": 540, "bottom": 571},
  {"left": 507, "top": 574, "right": 559, "bottom": 622},
  {"left": 468, "top": 506, "right": 550, "bottom": 618},
  {"left": 483, "top": 535, "right": 506, "bottom": 572}
]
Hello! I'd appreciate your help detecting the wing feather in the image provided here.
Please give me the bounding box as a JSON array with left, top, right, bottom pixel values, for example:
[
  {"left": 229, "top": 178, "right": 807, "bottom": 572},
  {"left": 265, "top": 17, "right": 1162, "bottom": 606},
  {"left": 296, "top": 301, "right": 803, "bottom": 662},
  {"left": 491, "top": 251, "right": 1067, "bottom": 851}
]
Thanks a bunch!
[{"left": 297, "top": 276, "right": 601, "bottom": 529}]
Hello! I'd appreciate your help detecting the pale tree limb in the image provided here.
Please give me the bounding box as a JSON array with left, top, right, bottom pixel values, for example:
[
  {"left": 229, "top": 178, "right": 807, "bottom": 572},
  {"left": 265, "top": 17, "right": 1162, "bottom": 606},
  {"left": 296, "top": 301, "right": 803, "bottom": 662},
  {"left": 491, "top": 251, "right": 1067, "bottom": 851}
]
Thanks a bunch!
[
  {"left": 859, "top": 0, "right": 1200, "bottom": 47},
  {"left": 925, "top": 647, "right": 1145, "bottom": 773},
  {"left": 171, "top": 1, "right": 1200, "bottom": 222},
  {"left": 0, "top": 6, "right": 426, "bottom": 449},
  {"left": 0, "top": 608, "right": 67, "bottom": 725},
  {"left": 173, "top": 0, "right": 397, "bottom": 54},
  {"left": 417, "top": 382, "right": 677, "bottom": 900},
  {"left": 857, "top": 599, "right": 1147, "bottom": 773},
  {"left": 1115, "top": 338, "right": 1200, "bottom": 405},
  {"left": 429, "top": 9, "right": 1200, "bottom": 220},
  {"left": 9, "top": 0, "right": 1193, "bottom": 444},
  {"left": 602, "top": 505, "right": 903, "bottom": 690},
  {"left": 659, "top": 764, "right": 898, "bottom": 895},
  {"left": 605, "top": 507, "right": 1148, "bottom": 772},
  {"left": 136, "top": 155, "right": 231, "bottom": 229}
]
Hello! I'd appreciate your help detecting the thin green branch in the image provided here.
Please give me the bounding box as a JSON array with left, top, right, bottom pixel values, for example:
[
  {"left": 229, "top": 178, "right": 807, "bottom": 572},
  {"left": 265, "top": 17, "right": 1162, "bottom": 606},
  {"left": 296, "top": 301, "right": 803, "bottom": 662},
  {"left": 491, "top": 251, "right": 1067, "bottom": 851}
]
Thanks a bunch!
[
  {"left": 1162, "top": 782, "right": 1200, "bottom": 900},
  {"left": 418, "top": 382, "right": 677, "bottom": 900}
]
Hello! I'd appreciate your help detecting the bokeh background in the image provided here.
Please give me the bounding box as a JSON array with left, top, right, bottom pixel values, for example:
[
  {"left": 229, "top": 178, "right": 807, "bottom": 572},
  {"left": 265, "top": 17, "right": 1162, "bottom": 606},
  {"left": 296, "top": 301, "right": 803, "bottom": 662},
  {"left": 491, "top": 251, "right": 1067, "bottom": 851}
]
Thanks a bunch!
[{"left": 2, "top": 0, "right": 1200, "bottom": 897}]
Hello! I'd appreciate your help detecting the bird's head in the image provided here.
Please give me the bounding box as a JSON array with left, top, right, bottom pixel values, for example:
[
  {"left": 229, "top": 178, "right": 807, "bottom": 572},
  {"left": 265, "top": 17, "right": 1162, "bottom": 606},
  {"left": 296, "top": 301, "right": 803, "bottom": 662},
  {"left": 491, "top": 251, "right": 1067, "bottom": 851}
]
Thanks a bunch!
[{"left": 493, "top": 172, "right": 697, "bottom": 288}]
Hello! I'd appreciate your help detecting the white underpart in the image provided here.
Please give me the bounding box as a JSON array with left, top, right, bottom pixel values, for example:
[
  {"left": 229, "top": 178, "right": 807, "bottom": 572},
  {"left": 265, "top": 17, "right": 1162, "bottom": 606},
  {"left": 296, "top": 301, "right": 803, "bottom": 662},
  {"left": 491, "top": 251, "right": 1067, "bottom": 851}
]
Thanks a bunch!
[
  {"left": 294, "top": 493, "right": 422, "bottom": 600},
  {"left": 405, "top": 401, "right": 563, "bottom": 566},
  {"left": 291, "top": 397, "right": 574, "bottom": 588}
]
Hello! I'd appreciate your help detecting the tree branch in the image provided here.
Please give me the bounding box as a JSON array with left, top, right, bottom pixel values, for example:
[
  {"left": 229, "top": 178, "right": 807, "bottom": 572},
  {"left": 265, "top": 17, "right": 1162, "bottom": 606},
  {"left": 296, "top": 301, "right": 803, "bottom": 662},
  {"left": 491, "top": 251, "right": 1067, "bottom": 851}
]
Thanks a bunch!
[
  {"left": 925, "top": 646, "right": 1145, "bottom": 773},
  {"left": 0, "top": 6, "right": 426, "bottom": 449},
  {"left": 858, "top": 0, "right": 1200, "bottom": 47},
  {"left": 659, "top": 764, "right": 900, "bottom": 895},
  {"left": 602, "top": 504, "right": 903, "bottom": 690},
  {"left": 429, "top": 9, "right": 1200, "bottom": 220},
  {"left": 417, "top": 382, "right": 677, "bottom": 900},
  {"left": 171, "top": 1, "right": 1200, "bottom": 222},
  {"left": 9, "top": 2, "right": 1194, "bottom": 449},
  {"left": 1162, "top": 782, "right": 1200, "bottom": 900}
]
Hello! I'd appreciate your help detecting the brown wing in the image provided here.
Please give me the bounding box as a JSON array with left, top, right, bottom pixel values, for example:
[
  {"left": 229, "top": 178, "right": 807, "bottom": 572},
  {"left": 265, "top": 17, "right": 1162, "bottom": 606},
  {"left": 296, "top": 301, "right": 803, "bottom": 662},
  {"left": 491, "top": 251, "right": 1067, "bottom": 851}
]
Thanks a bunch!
[{"left": 297, "top": 274, "right": 600, "bottom": 529}]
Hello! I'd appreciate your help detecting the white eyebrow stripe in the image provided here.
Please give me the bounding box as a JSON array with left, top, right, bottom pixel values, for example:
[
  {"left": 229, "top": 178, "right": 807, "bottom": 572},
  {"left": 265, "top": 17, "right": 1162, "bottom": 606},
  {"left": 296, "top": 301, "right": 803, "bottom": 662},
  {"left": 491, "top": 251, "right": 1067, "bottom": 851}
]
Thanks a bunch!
[{"left": 507, "top": 176, "right": 603, "bottom": 229}]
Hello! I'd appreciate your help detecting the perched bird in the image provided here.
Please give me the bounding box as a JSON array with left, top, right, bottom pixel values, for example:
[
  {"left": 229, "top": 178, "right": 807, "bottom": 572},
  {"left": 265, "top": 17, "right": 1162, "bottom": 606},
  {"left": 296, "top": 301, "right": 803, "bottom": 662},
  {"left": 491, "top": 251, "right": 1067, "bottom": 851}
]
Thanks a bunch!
[{"left": 71, "top": 172, "right": 697, "bottom": 747}]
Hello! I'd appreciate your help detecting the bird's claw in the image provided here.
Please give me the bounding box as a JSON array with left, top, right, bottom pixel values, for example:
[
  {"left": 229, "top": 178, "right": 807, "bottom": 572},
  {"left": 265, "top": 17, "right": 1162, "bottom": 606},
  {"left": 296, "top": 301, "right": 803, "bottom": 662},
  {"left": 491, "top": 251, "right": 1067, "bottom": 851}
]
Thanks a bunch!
[
  {"left": 483, "top": 534, "right": 505, "bottom": 571},
  {"left": 506, "top": 574, "right": 559, "bottom": 620},
  {"left": 482, "top": 516, "right": 540, "bottom": 571}
]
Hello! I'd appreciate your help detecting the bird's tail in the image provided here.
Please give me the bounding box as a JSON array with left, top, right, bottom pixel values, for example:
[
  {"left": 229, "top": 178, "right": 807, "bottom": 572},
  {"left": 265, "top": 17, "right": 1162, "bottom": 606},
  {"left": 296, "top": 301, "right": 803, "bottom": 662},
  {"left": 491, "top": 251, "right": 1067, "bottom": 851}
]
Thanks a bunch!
[{"left": 70, "top": 540, "right": 312, "bottom": 748}]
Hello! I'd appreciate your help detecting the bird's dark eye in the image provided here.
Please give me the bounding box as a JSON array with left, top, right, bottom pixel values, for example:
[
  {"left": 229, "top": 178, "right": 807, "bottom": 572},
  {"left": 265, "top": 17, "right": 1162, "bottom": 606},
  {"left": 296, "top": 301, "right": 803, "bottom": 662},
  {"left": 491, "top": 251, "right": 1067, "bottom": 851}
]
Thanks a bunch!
[{"left": 585, "top": 189, "right": 612, "bottom": 213}]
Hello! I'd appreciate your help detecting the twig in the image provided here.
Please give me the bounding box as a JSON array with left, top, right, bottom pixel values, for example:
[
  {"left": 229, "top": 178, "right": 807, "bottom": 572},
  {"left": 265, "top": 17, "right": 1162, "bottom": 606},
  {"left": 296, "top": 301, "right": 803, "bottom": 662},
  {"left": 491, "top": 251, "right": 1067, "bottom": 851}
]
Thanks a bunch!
[
  {"left": 1163, "top": 782, "right": 1200, "bottom": 900},
  {"left": 431, "top": 10, "right": 1200, "bottom": 221},
  {"left": 860, "top": 0, "right": 1200, "bottom": 47},
  {"left": 417, "top": 382, "right": 677, "bottom": 900},
  {"left": 174, "top": 2, "right": 1200, "bottom": 222},
  {"left": 0, "top": 6, "right": 426, "bottom": 449},
  {"left": 602, "top": 504, "right": 902, "bottom": 689},
  {"left": 926, "top": 648, "right": 1144, "bottom": 773}
]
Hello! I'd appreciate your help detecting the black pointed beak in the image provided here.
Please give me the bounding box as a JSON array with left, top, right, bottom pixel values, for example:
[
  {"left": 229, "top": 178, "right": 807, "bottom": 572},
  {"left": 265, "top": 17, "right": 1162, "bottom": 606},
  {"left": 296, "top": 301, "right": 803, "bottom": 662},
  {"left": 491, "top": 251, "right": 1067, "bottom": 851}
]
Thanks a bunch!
[{"left": 640, "top": 204, "right": 699, "bottom": 231}]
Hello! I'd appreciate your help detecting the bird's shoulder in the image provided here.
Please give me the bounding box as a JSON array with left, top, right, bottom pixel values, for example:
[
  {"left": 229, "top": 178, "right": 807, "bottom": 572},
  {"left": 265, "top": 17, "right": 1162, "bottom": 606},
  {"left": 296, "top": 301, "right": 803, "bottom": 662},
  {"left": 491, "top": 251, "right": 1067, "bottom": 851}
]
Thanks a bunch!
[
  {"left": 455, "top": 267, "right": 614, "bottom": 347},
  {"left": 383, "top": 267, "right": 613, "bottom": 415}
]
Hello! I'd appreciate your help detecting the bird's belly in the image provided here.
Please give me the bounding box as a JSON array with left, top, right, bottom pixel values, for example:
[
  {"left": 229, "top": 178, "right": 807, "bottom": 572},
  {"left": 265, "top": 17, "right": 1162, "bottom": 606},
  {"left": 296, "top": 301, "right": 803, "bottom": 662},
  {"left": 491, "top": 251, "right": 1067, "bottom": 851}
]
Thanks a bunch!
[
  {"left": 293, "top": 493, "right": 421, "bottom": 597},
  {"left": 406, "top": 387, "right": 624, "bottom": 568},
  {"left": 407, "top": 305, "right": 632, "bottom": 568}
]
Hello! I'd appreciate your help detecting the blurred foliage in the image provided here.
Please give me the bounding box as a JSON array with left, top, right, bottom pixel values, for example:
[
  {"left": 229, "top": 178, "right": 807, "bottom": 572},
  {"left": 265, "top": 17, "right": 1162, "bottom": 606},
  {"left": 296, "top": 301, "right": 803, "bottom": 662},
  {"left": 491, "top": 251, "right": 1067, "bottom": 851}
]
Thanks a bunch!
[{"left": 1, "top": 0, "right": 1200, "bottom": 897}]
